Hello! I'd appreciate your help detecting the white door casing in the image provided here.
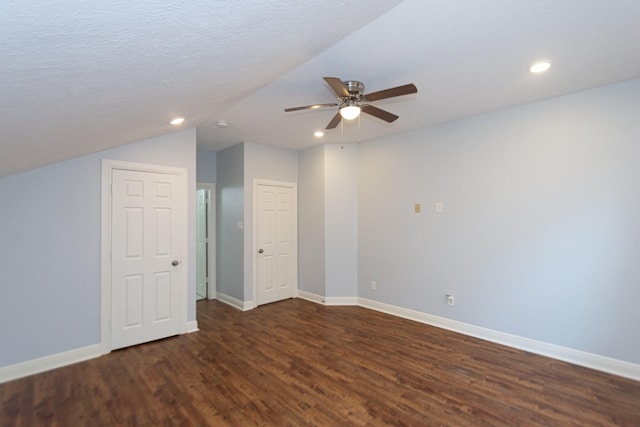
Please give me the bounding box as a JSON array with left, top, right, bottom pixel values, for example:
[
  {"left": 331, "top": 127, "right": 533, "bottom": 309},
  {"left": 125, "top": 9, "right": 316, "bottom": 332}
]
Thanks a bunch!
[
  {"left": 196, "top": 188, "right": 208, "bottom": 300},
  {"left": 101, "top": 160, "right": 187, "bottom": 353},
  {"left": 254, "top": 180, "right": 297, "bottom": 306}
]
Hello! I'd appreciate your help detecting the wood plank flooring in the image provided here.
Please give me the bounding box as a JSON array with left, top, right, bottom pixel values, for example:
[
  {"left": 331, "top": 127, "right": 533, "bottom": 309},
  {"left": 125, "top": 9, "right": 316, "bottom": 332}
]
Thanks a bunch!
[{"left": 1, "top": 298, "right": 639, "bottom": 426}]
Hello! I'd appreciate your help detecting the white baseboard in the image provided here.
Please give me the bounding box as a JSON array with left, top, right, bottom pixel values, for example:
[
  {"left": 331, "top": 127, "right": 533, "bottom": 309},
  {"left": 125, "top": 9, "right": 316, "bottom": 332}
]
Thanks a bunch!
[
  {"left": 297, "top": 290, "right": 326, "bottom": 304},
  {"left": 4, "top": 297, "right": 638, "bottom": 384},
  {"left": 0, "top": 344, "right": 102, "bottom": 384},
  {"left": 297, "top": 291, "right": 358, "bottom": 306},
  {"left": 216, "top": 292, "right": 255, "bottom": 311},
  {"left": 186, "top": 321, "right": 199, "bottom": 333},
  {"left": 324, "top": 296, "right": 359, "bottom": 306},
  {"left": 209, "top": 292, "right": 640, "bottom": 380},
  {"left": 358, "top": 297, "right": 640, "bottom": 382}
]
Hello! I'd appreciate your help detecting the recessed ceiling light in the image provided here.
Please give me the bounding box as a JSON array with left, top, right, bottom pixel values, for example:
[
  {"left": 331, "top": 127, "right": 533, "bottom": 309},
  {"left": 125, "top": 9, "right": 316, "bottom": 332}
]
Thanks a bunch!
[
  {"left": 314, "top": 131, "right": 324, "bottom": 138},
  {"left": 170, "top": 117, "right": 185, "bottom": 125},
  {"left": 530, "top": 61, "right": 551, "bottom": 73},
  {"left": 216, "top": 120, "right": 229, "bottom": 128}
]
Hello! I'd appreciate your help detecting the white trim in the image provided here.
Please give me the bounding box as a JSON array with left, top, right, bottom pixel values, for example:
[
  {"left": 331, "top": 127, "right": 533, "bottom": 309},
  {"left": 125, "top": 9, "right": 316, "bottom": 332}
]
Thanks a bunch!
[
  {"left": 324, "top": 296, "right": 359, "bottom": 306},
  {"left": 5, "top": 293, "right": 638, "bottom": 383},
  {"left": 297, "top": 290, "right": 326, "bottom": 305},
  {"left": 101, "top": 159, "right": 189, "bottom": 354},
  {"left": 252, "top": 179, "right": 298, "bottom": 308},
  {"left": 196, "top": 182, "right": 217, "bottom": 300},
  {"left": 216, "top": 292, "right": 255, "bottom": 311},
  {"left": 358, "top": 297, "right": 640, "bottom": 382},
  {"left": 296, "top": 291, "right": 358, "bottom": 306},
  {"left": 186, "top": 321, "right": 199, "bottom": 333},
  {"left": 0, "top": 345, "right": 101, "bottom": 384},
  {"left": 100, "top": 162, "right": 112, "bottom": 355},
  {"left": 294, "top": 293, "right": 640, "bottom": 381}
]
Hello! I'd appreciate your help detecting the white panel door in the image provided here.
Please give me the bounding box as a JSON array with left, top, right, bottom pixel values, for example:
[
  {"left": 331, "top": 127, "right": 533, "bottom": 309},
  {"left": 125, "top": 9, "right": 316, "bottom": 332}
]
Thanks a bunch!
[
  {"left": 256, "top": 183, "right": 296, "bottom": 306},
  {"left": 111, "top": 169, "right": 185, "bottom": 350}
]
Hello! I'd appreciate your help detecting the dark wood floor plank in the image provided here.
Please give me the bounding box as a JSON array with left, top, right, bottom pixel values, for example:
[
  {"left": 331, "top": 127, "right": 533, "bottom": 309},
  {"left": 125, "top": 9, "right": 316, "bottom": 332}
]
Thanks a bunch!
[{"left": 2, "top": 298, "right": 640, "bottom": 426}]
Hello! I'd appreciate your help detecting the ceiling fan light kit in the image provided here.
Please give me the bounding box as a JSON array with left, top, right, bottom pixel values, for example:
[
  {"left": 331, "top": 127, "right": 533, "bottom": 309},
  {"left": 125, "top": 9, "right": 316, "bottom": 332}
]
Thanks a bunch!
[
  {"left": 285, "top": 77, "right": 417, "bottom": 130},
  {"left": 340, "top": 103, "right": 361, "bottom": 120}
]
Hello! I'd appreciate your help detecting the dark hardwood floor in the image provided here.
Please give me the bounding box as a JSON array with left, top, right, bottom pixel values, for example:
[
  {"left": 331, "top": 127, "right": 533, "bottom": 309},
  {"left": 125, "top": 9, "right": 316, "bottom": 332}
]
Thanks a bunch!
[{"left": 2, "top": 298, "right": 639, "bottom": 426}]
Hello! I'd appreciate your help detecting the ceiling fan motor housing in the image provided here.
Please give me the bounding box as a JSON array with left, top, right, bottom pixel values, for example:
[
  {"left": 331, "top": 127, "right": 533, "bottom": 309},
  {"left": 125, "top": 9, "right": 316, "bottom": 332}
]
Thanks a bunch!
[
  {"left": 343, "top": 80, "right": 364, "bottom": 95},
  {"left": 343, "top": 81, "right": 365, "bottom": 102}
]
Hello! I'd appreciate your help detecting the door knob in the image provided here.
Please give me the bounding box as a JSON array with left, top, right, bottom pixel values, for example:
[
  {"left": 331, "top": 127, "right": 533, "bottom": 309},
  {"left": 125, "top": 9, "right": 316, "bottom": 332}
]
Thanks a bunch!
[
  {"left": 171, "top": 260, "right": 179, "bottom": 266},
  {"left": 258, "top": 249, "right": 264, "bottom": 254}
]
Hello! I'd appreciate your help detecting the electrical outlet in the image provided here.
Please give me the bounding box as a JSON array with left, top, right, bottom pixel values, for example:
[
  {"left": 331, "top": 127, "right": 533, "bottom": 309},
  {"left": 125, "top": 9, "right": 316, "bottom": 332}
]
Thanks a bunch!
[
  {"left": 446, "top": 294, "right": 455, "bottom": 306},
  {"left": 371, "top": 281, "right": 377, "bottom": 290}
]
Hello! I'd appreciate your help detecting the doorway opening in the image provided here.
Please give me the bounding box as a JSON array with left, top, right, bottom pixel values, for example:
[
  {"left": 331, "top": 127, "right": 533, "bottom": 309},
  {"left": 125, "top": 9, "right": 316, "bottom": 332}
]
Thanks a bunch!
[{"left": 196, "top": 183, "right": 216, "bottom": 302}]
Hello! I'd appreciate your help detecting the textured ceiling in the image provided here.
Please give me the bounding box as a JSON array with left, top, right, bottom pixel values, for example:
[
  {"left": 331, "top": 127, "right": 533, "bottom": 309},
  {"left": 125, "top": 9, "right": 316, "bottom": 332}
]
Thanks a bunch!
[
  {"left": 0, "top": 0, "right": 402, "bottom": 176},
  {"left": 2, "top": 0, "right": 640, "bottom": 177}
]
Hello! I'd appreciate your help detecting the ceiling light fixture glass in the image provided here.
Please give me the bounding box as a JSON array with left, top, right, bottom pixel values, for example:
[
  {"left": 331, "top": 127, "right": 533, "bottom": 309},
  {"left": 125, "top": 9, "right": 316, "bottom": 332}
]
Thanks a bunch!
[
  {"left": 530, "top": 61, "right": 551, "bottom": 73},
  {"left": 170, "top": 117, "right": 185, "bottom": 125},
  {"left": 314, "top": 131, "right": 324, "bottom": 137},
  {"left": 340, "top": 103, "right": 361, "bottom": 120}
]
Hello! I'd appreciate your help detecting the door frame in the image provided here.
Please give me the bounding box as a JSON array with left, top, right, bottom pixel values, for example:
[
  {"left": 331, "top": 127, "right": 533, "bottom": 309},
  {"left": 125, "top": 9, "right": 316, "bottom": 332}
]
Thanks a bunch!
[
  {"left": 196, "top": 182, "right": 217, "bottom": 300},
  {"left": 252, "top": 179, "right": 298, "bottom": 308},
  {"left": 100, "top": 159, "right": 188, "bottom": 355}
]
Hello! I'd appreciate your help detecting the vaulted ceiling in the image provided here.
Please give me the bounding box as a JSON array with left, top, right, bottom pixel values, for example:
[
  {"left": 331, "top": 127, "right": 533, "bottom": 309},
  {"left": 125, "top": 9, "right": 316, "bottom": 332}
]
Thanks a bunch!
[{"left": 2, "top": 0, "right": 640, "bottom": 177}]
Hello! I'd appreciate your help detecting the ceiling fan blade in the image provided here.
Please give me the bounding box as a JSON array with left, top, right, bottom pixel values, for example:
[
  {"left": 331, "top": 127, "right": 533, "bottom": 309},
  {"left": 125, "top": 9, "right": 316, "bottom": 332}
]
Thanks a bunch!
[
  {"left": 362, "top": 105, "right": 399, "bottom": 123},
  {"left": 324, "top": 77, "right": 349, "bottom": 98},
  {"left": 325, "top": 112, "right": 343, "bottom": 129},
  {"left": 364, "top": 83, "right": 417, "bottom": 102},
  {"left": 284, "top": 103, "right": 338, "bottom": 112}
]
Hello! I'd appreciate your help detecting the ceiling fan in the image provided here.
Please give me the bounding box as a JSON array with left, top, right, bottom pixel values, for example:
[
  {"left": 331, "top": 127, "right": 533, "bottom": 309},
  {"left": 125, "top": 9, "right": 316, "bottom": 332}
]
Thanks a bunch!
[{"left": 284, "top": 77, "right": 418, "bottom": 129}]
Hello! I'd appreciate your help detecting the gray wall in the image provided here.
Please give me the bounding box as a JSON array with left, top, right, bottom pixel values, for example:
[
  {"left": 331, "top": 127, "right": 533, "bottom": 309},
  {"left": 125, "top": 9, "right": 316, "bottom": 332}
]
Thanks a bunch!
[
  {"left": 297, "top": 143, "right": 359, "bottom": 299},
  {"left": 324, "top": 144, "right": 358, "bottom": 297},
  {"left": 298, "top": 145, "right": 326, "bottom": 296},
  {"left": 0, "top": 129, "right": 197, "bottom": 367},
  {"left": 216, "top": 143, "right": 245, "bottom": 301},
  {"left": 196, "top": 149, "right": 217, "bottom": 183},
  {"left": 358, "top": 78, "right": 640, "bottom": 364}
]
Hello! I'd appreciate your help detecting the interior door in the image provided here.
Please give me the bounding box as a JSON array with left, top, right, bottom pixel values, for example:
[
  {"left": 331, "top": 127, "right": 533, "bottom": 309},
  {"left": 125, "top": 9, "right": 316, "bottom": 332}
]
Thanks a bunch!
[
  {"left": 256, "top": 183, "right": 297, "bottom": 306},
  {"left": 111, "top": 168, "right": 185, "bottom": 350}
]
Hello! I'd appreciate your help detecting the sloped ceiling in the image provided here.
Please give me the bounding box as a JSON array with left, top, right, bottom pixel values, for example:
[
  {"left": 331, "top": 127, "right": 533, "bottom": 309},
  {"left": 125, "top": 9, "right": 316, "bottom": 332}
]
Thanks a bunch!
[
  {"left": 0, "top": 0, "right": 402, "bottom": 176},
  {"left": 2, "top": 0, "right": 640, "bottom": 177}
]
